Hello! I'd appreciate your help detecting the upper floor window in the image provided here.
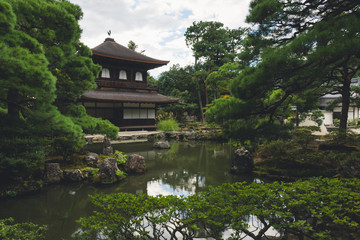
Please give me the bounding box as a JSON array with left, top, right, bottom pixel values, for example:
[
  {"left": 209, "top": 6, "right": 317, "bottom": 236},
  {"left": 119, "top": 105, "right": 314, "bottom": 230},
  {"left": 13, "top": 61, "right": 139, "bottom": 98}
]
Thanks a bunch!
[
  {"left": 119, "top": 70, "right": 127, "bottom": 80},
  {"left": 135, "top": 72, "right": 143, "bottom": 81},
  {"left": 101, "top": 68, "right": 110, "bottom": 78}
]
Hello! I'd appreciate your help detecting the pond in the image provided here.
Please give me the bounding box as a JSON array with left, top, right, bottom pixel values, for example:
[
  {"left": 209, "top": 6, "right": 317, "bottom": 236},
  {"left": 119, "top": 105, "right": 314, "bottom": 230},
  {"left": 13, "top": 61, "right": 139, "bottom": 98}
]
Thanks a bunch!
[{"left": 0, "top": 141, "right": 256, "bottom": 239}]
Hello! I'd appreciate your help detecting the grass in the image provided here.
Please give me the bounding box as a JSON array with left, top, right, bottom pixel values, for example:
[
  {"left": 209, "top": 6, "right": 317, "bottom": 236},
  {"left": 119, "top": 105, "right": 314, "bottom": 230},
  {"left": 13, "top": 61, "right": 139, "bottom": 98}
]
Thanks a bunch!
[{"left": 157, "top": 119, "right": 179, "bottom": 131}]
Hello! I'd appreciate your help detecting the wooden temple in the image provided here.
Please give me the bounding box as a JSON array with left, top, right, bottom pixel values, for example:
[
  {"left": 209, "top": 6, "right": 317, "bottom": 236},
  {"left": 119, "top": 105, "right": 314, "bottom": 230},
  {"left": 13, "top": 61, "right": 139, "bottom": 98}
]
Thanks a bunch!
[{"left": 80, "top": 37, "right": 178, "bottom": 130}]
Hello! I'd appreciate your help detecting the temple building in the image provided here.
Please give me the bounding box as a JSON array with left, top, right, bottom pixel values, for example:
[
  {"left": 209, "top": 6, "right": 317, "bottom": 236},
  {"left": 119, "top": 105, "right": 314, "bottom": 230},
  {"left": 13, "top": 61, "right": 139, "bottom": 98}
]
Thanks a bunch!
[{"left": 80, "top": 37, "right": 178, "bottom": 130}]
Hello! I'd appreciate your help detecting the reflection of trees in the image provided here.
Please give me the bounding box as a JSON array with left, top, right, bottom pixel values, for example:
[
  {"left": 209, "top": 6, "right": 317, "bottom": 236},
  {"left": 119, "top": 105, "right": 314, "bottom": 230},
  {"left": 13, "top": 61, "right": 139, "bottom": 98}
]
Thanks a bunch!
[
  {"left": 149, "top": 142, "right": 245, "bottom": 193},
  {"left": 1, "top": 142, "right": 255, "bottom": 240}
]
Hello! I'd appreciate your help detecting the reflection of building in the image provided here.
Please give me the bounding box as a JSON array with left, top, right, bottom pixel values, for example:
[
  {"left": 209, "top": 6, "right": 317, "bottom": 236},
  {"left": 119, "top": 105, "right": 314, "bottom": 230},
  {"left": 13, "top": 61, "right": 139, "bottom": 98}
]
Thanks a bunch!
[
  {"left": 80, "top": 37, "right": 178, "bottom": 130},
  {"left": 319, "top": 77, "right": 360, "bottom": 126}
]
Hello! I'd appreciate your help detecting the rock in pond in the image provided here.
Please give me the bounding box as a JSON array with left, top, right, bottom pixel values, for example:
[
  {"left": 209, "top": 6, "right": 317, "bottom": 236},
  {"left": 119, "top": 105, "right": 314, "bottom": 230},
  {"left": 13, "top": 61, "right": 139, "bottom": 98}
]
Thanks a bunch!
[
  {"left": 44, "top": 163, "right": 63, "bottom": 184},
  {"left": 153, "top": 141, "right": 171, "bottom": 149},
  {"left": 124, "top": 154, "right": 146, "bottom": 174},
  {"left": 63, "top": 169, "right": 84, "bottom": 182},
  {"left": 85, "top": 152, "right": 99, "bottom": 167},
  {"left": 102, "top": 136, "right": 113, "bottom": 155},
  {"left": 230, "top": 148, "right": 254, "bottom": 175},
  {"left": 98, "top": 157, "right": 119, "bottom": 184}
]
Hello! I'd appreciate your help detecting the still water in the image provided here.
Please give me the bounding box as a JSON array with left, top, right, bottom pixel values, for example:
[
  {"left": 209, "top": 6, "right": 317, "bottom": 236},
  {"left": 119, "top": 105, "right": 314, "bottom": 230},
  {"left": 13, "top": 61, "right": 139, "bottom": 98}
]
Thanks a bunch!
[{"left": 0, "top": 141, "right": 255, "bottom": 239}]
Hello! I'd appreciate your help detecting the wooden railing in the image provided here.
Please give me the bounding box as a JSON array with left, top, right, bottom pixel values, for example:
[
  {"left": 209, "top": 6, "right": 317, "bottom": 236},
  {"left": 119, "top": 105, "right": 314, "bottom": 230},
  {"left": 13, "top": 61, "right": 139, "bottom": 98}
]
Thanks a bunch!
[{"left": 95, "top": 79, "right": 158, "bottom": 91}]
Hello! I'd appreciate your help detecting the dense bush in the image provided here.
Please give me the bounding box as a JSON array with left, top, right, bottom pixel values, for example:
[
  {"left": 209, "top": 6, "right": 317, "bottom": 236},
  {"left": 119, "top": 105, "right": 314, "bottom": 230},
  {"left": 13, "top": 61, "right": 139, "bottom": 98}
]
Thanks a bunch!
[
  {"left": 66, "top": 105, "right": 119, "bottom": 139},
  {"left": 255, "top": 139, "right": 337, "bottom": 177},
  {"left": 75, "top": 178, "right": 360, "bottom": 240},
  {"left": 0, "top": 218, "right": 47, "bottom": 240},
  {"left": 157, "top": 119, "right": 180, "bottom": 131},
  {"left": 291, "top": 126, "right": 318, "bottom": 149}
]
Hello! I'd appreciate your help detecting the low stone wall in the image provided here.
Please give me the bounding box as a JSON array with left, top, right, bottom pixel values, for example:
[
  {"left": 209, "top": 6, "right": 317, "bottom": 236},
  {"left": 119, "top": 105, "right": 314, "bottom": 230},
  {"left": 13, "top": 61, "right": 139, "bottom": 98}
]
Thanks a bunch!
[{"left": 85, "top": 129, "right": 224, "bottom": 144}]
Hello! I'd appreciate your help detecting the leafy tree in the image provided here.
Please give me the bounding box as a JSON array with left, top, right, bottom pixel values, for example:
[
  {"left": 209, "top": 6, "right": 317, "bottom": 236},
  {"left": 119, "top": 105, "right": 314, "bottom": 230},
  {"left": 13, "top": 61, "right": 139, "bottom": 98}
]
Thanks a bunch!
[
  {"left": 127, "top": 40, "right": 145, "bottom": 53},
  {"left": 75, "top": 178, "right": 360, "bottom": 240},
  {"left": 127, "top": 40, "right": 138, "bottom": 51},
  {"left": 206, "top": 62, "right": 242, "bottom": 99},
  {"left": 184, "top": 21, "right": 245, "bottom": 121},
  {"left": 0, "top": 0, "right": 106, "bottom": 180},
  {"left": 208, "top": 0, "right": 360, "bottom": 142},
  {"left": 157, "top": 64, "right": 201, "bottom": 121},
  {"left": 0, "top": 218, "right": 46, "bottom": 240},
  {"left": 185, "top": 21, "right": 244, "bottom": 68}
]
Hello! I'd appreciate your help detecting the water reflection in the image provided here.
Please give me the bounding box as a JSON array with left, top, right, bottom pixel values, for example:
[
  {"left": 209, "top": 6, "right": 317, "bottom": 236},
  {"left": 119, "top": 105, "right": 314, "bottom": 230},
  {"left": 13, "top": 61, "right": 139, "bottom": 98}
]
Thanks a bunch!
[
  {"left": 0, "top": 141, "right": 254, "bottom": 240},
  {"left": 147, "top": 171, "right": 206, "bottom": 196}
]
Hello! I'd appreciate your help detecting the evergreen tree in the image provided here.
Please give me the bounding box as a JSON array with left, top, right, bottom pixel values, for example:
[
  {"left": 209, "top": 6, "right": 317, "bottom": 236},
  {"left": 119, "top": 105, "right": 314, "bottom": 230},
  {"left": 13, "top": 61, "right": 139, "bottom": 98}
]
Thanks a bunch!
[
  {"left": 0, "top": 0, "right": 107, "bottom": 180},
  {"left": 208, "top": 0, "right": 360, "bottom": 141},
  {"left": 184, "top": 21, "right": 245, "bottom": 121}
]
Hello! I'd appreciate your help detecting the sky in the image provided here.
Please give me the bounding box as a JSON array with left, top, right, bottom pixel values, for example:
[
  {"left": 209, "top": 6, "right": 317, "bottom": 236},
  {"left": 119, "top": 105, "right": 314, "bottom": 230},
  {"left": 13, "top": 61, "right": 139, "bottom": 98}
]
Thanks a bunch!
[{"left": 71, "top": 0, "right": 252, "bottom": 78}]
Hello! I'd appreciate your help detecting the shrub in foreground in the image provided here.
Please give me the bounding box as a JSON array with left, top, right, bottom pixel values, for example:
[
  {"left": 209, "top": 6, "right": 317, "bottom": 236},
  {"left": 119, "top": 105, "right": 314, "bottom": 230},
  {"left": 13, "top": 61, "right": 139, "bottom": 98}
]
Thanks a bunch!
[
  {"left": 75, "top": 178, "right": 360, "bottom": 240},
  {"left": 0, "top": 218, "right": 47, "bottom": 240}
]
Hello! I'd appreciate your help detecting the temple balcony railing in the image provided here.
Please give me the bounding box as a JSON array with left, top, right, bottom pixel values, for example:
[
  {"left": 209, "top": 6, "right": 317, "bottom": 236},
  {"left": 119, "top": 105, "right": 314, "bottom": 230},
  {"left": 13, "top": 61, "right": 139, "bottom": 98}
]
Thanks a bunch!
[{"left": 95, "top": 79, "right": 158, "bottom": 91}]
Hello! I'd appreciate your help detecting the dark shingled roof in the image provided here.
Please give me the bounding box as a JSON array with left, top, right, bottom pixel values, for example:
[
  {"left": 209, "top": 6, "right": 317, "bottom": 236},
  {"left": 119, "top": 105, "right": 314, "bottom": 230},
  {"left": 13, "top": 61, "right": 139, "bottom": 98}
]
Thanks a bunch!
[
  {"left": 82, "top": 89, "right": 179, "bottom": 104},
  {"left": 92, "top": 38, "right": 169, "bottom": 67}
]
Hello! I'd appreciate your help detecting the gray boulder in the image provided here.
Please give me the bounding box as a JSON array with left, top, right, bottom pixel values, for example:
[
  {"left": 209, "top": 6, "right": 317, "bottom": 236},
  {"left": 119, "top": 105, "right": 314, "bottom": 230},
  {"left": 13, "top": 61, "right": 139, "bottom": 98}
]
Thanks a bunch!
[
  {"left": 115, "top": 151, "right": 124, "bottom": 163},
  {"left": 44, "top": 163, "right": 62, "bottom": 183},
  {"left": 230, "top": 148, "right": 254, "bottom": 175},
  {"left": 98, "top": 157, "right": 119, "bottom": 184},
  {"left": 102, "top": 136, "right": 113, "bottom": 155},
  {"left": 153, "top": 141, "right": 171, "bottom": 149},
  {"left": 63, "top": 169, "right": 84, "bottom": 182},
  {"left": 85, "top": 152, "right": 99, "bottom": 167},
  {"left": 124, "top": 154, "right": 146, "bottom": 174}
]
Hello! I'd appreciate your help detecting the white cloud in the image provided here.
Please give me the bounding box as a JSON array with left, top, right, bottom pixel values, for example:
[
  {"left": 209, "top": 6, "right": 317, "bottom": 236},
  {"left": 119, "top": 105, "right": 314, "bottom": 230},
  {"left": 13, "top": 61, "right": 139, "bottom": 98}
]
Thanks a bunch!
[{"left": 71, "top": 0, "right": 252, "bottom": 77}]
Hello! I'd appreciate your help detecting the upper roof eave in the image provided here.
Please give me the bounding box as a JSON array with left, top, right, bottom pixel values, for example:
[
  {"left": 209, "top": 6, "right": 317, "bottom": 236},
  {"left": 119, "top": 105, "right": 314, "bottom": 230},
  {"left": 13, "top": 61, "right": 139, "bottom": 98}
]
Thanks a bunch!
[
  {"left": 91, "top": 38, "right": 169, "bottom": 68},
  {"left": 92, "top": 51, "right": 169, "bottom": 66}
]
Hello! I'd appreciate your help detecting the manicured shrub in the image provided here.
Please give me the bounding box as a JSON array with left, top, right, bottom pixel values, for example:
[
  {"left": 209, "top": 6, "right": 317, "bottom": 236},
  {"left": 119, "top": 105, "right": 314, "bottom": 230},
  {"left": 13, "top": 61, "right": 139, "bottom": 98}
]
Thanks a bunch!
[{"left": 66, "top": 105, "right": 119, "bottom": 139}]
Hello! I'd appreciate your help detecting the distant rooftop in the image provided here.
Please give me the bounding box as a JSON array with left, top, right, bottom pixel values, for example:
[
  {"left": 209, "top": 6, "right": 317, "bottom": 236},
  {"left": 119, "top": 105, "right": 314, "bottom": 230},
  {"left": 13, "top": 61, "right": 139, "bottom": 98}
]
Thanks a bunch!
[{"left": 92, "top": 38, "right": 169, "bottom": 69}]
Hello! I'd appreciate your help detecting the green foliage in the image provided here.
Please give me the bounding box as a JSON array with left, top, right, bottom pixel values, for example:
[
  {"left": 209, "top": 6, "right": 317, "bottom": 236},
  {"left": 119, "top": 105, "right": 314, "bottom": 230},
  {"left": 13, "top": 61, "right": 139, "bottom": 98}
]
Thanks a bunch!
[
  {"left": 114, "top": 151, "right": 127, "bottom": 165},
  {"left": 75, "top": 178, "right": 360, "bottom": 240},
  {"left": 185, "top": 21, "right": 245, "bottom": 68},
  {"left": 157, "top": 64, "right": 201, "bottom": 120},
  {"left": 310, "top": 109, "right": 325, "bottom": 127},
  {"left": 0, "top": 113, "right": 47, "bottom": 179},
  {"left": 291, "top": 127, "right": 317, "bottom": 150},
  {"left": 256, "top": 139, "right": 336, "bottom": 177},
  {"left": 66, "top": 105, "right": 119, "bottom": 139},
  {"left": 0, "top": 137, "right": 45, "bottom": 180},
  {"left": 325, "top": 129, "right": 360, "bottom": 146},
  {"left": 115, "top": 170, "right": 127, "bottom": 180},
  {"left": 90, "top": 168, "right": 99, "bottom": 175},
  {"left": 155, "top": 110, "right": 175, "bottom": 122},
  {"left": 347, "top": 118, "right": 360, "bottom": 128},
  {"left": 157, "top": 119, "right": 180, "bottom": 132},
  {"left": 0, "top": 0, "right": 101, "bottom": 179},
  {"left": 207, "top": 0, "right": 360, "bottom": 141},
  {"left": 0, "top": 218, "right": 47, "bottom": 240}
]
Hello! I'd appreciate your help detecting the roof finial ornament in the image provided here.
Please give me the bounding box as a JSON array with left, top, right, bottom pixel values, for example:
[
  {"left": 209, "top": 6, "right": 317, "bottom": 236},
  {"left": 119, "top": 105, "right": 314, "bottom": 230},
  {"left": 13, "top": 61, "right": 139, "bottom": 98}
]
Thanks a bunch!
[{"left": 107, "top": 30, "right": 111, "bottom": 36}]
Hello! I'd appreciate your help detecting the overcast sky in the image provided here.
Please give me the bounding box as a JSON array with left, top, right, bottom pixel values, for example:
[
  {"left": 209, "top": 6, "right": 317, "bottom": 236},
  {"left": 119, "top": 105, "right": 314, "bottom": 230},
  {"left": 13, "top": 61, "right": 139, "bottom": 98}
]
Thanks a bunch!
[{"left": 71, "top": 0, "right": 252, "bottom": 78}]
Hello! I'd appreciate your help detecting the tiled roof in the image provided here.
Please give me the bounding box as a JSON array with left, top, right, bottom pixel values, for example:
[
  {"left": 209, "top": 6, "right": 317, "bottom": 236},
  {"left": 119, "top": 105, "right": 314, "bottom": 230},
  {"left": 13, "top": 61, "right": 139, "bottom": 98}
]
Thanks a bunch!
[{"left": 92, "top": 38, "right": 169, "bottom": 67}]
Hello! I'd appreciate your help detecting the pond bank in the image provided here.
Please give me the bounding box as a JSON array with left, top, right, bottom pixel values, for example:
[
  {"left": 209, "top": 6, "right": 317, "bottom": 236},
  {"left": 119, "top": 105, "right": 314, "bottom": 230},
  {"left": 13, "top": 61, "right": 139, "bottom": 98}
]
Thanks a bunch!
[
  {"left": 85, "top": 129, "right": 225, "bottom": 144},
  {"left": 0, "top": 129, "right": 225, "bottom": 199},
  {"left": 0, "top": 141, "right": 247, "bottom": 240}
]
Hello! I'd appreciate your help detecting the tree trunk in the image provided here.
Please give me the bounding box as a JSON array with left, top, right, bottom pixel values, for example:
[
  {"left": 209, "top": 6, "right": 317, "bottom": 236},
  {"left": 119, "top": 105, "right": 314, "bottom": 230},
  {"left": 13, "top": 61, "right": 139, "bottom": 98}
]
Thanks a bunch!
[
  {"left": 339, "top": 76, "right": 351, "bottom": 130},
  {"left": 197, "top": 81, "right": 205, "bottom": 123}
]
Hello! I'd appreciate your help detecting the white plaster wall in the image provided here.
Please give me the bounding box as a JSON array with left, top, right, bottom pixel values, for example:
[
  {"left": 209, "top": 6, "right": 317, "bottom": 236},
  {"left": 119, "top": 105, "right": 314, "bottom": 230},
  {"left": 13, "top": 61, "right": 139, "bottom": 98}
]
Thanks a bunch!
[{"left": 323, "top": 111, "right": 333, "bottom": 125}]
